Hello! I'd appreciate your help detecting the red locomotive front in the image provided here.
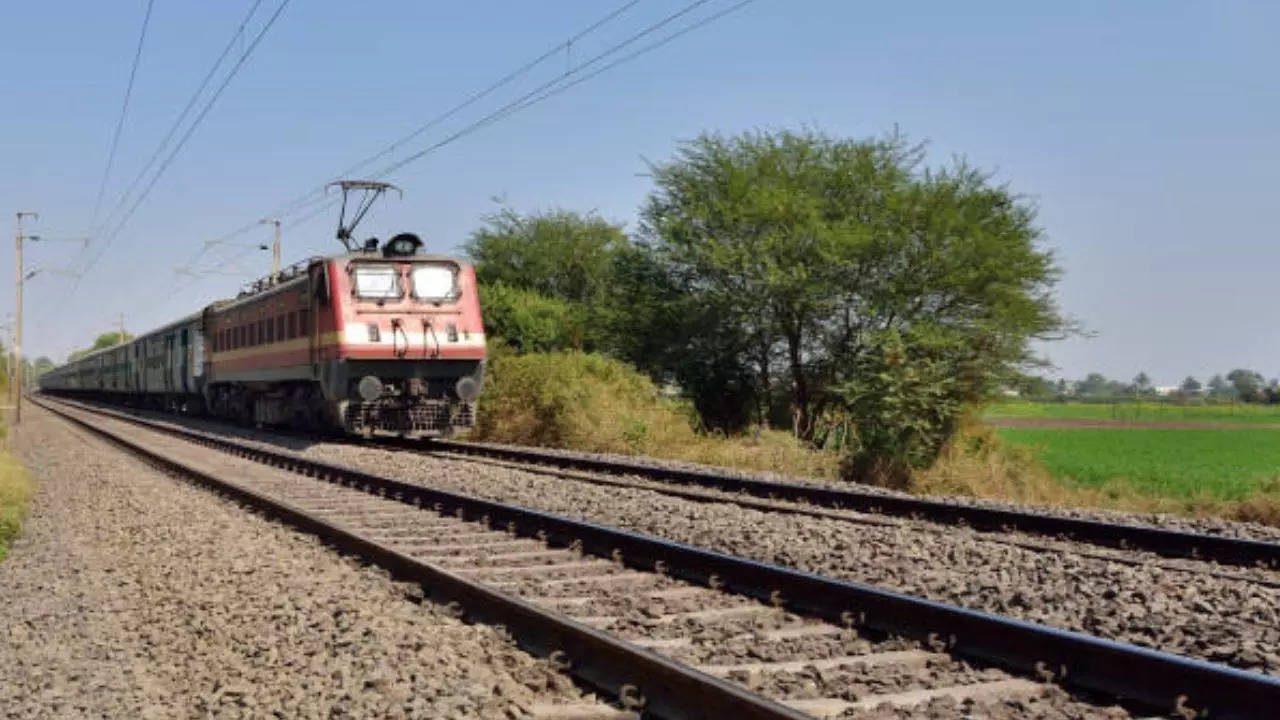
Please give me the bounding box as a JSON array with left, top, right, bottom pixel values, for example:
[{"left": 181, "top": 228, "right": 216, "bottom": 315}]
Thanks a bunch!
[{"left": 203, "top": 232, "right": 486, "bottom": 437}]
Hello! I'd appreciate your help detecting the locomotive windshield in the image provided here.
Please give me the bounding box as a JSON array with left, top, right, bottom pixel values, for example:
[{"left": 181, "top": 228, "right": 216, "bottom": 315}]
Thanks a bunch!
[
  {"left": 352, "top": 265, "right": 401, "bottom": 299},
  {"left": 410, "top": 264, "right": 458, "bottom": 301}
]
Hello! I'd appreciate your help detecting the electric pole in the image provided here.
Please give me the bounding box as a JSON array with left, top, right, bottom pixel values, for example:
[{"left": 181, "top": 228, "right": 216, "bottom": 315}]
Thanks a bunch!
[
  {"left": 260, "top": 218, "right": 281, "bottom": 282},
  {"left": 118, "top": 312, "right": 126, "bottom": 344},
  {"left": 14, "top": 211, "right": 38, "bottom": 425}
]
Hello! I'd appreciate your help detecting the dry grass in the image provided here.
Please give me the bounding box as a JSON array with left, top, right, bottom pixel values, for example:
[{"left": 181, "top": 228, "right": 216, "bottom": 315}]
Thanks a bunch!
[
  {"left": 0, "top": 447, "right": 33, "bottom": 561},
  {"left": 472, "top": 350, "right": 836, "bottom": 478}
]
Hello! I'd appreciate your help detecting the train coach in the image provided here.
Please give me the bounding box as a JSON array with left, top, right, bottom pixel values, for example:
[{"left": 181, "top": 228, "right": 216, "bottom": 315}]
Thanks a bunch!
[{"left": 39, "top": 232, "right": 486, "bottom": 438}]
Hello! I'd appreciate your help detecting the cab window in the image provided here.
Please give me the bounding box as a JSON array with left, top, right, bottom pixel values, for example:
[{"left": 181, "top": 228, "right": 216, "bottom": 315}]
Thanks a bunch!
[
  {"left": 410, "top": 264, "right": 458, "bottom": 301},
  {"left": 352, "top": 265, "right": 401, "bottom": 299}
]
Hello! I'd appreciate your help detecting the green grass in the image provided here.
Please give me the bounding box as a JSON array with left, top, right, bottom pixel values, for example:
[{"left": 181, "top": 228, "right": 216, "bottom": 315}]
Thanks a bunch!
[
  {"left": 985, "top": 401, "right": 1280, "bottom": 424},
  {"left": 996, "top": 427, "right": 1280, "bottom": 501},
  {"left": 0, "top": 449, "right": 33, "bottom": 561}
]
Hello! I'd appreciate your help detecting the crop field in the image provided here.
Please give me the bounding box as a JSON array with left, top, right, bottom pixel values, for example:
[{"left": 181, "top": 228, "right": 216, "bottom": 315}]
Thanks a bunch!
[
  {"left": 985, "top": 400, "right": 1280, "bottom": 425},
  {"left": 996, "top": 426, "right": 1280, "bottom": 502}
]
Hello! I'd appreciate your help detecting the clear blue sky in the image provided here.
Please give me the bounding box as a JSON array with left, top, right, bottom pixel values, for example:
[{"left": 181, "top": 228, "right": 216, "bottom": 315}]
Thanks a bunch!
[{"left": 1, "top": 0, "right": 1276, "bottom": 386}]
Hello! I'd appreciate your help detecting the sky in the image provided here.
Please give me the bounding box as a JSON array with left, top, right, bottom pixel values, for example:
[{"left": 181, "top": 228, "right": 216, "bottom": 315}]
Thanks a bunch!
[{"left": 0, "top": 0, "right": 1276, "bottom": 386}]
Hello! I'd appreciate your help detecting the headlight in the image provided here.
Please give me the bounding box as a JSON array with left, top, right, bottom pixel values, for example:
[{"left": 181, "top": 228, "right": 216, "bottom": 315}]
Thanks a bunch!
[
  {"left": 357, "top": 375, "right": 383, "bottom": 402},
  {"left": 455, "top": 376, "right": 481, "bottom": 402},
  {"left": 411, "top": 264, "right": 457, "bottom": 301}
]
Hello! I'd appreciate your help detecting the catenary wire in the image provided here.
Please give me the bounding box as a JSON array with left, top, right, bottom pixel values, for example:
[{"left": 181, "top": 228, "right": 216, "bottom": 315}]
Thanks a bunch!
[
  {"left": 88, "top": 0, "right": 157, "bottom": 239},
  {"left": 96, "top": 0, "right": 268, "bottom": 237},
  {"left": 172, "top": 0, "right": 647, "bottom": 291},
  {"left": 123, "top": 1, "right": 756, "bottom": 329},
  {"left": 60, "top": 0, "right": 293, "bottom": 314}
]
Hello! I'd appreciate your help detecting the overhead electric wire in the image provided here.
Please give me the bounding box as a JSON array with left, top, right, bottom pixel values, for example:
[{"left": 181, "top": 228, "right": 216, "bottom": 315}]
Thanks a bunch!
[
  {"left": 182, "top": 0, "right": 647, "bottom": 281},
  {"left": 97, "top": 0, "right": 268, "bottom": 237},
  {"left": 88, "top": 0, "right": 156, "bottom": 239},
  {"left": 61, "top": 0, "right": 293, "bottom": 311},
  {"left": 371, "top": 0, "right": 720, "bottom": 179},
  {"left": 265, "top": 0, "right": 719, "bottom": 231},
  {"left": 144, "top": 0, "right": 757, "bottom": 315}
]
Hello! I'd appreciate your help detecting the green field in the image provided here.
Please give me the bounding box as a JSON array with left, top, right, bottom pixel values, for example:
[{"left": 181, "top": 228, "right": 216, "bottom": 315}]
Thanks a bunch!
[
  {"left": 985, "top": 401, "right": 1280, "bottom": 424},
  {"left": 996, "top": 427, "right": 1280, "bottom": 501}
]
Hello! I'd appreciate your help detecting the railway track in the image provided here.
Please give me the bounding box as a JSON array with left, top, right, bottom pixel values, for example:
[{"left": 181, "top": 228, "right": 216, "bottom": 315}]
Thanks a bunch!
[
  {"left": 33, "top": 396, "right": 1280, "bottom": 718},
  {"left": 419, "top": 438, "right": 1280, "bottom": 570}
]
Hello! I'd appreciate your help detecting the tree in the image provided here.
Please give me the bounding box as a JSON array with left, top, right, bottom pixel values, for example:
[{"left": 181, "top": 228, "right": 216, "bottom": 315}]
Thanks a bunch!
[
  {"left": 466, "top": 206, "right": 628, "bottom": 354},
  {"left": 466, "top": 207, "right": 625, "bottom": 305},
  {"left": 1132, "top": 372, "right": 1152, "bottom": 396},
  {"left": 1180, "top": 376, "right": 1202, "bottom": 394},
  {"left": 477, "top": 283, "right": 579, "bottom": 353},
  {"left": 1207, "top": 374, "right": 1233, "bottom": 398},
  {"left": 636, "top": 128, "right": 1070, "bottom": 478},
  {"left": 1075, "top": 372, "right": 1111, "bottom": 397},
  {"left": 67, "top": 331, "right": 134, "bottom": 362},
  {"left": 1227, "top": 368, "right": 1265, "bottom": 402}
]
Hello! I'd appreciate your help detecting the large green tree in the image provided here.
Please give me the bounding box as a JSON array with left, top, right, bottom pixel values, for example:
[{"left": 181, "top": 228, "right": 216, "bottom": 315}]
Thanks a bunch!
[
  {"left": 466, "top": 207, "right": 626, "bottom": 352},
  {"left": 466, "top": 206, "right": 625, "bottom": 305},
  {"left": 635, "top": 128, "right": 1070, "bottom": 478}
]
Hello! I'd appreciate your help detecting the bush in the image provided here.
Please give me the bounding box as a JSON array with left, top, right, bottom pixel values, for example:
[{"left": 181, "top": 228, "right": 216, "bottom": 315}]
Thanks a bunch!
[
  {"left": 830, "top": 330, "right": 968, "bottom": 489},
  {"left": 478, "top": 283, "right": 581, "bottom": 353},
  {"left": 472, "top": 351, "right": 699, "bottom": 455}
]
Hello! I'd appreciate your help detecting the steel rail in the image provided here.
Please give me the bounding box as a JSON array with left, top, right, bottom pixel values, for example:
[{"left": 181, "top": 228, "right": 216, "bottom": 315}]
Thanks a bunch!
[
  {"left": 33, "top": 396, "right": 806, "bottom": 720},
  {"left": 34, "top": 396, "right": 1280, "bottom": 718},
  {"left": 424, "top": 439, "right": 1280, "bottom": 569}
]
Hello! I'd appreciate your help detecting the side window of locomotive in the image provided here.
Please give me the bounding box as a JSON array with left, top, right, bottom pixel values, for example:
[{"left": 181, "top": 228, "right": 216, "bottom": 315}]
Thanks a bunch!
[
  {"left": 299, "top": 309, "right": 309, "bottom": 334},
  {"left": 277, "top": 315, "right": 285, "bottom": 341},
  {"left": 288, "top": 311, "right": 297, "bottom": 339},
  {"left": 352, "top": 265, "right": 402, "bottom": 300},
  {"left": 266, "top": 318, "right": 274, "bottom": 344}
]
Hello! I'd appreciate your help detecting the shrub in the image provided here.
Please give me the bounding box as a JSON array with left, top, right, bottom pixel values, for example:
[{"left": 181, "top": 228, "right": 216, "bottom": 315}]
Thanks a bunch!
[
  {"left": 830, "top": 330, "right": 968, "bottom": 489},
  {"left": 478, "top": 283, "right": 581, "bottom": 353},
  {"left": 472, "top": 351, "right": 699, "bottom": 455}
]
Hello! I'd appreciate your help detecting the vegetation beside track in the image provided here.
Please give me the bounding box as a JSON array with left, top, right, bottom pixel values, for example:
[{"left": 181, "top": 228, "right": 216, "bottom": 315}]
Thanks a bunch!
[
  {"left": 472, "top": 354, "right": 1280, "bottom": 526},
  {"left": 0, "top": 436, "right": 33, "bottom": 561},
  {"left": 471, "top": 350, "right": 836, "bottom": 479}
]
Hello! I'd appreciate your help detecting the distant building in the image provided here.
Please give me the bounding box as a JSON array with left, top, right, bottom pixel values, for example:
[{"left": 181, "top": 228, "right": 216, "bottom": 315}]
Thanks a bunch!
[{"left": 1153, "top": 385, "right": 1179, "bottom": 397}]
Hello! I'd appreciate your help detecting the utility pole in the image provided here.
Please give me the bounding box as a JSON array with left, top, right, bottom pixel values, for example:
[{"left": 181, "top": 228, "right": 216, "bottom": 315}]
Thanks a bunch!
[
  {"left": 14, "top": 211, "right": 38, "bottom": 425},
  {"left": 118, "top": 312, "right": 126, "bottom": 344},
  {"left": 260, "top": 218, "right": 281, "bottom": 282}
]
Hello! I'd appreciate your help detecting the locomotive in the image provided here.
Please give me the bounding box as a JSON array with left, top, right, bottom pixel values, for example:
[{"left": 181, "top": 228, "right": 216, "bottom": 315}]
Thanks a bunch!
[{"left": 39, "top": 182, "right": 487, "bottom": 438}]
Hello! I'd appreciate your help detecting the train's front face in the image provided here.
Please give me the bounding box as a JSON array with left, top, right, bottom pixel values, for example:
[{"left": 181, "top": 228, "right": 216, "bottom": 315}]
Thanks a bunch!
[{"left": 326, "top": 234, "right": 486, "bottom": 437}]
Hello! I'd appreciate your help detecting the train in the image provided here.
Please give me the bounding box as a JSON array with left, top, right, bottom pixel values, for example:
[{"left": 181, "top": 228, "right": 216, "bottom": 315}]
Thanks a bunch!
[{"left": 39, "top": 231, "right": 487, "bottom": 438}]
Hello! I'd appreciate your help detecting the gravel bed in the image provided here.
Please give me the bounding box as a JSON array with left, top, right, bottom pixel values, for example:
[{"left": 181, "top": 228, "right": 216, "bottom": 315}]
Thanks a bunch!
[
  {"left": 106, "top": 403, "right": 1280, "bottom": 542},
  {"left": 178, "top": 432, "right": 1130, "bottom": 719},
  {"left": 0, "top": 407, "right": 600, "bottom": 718},
  {"left": 66, "top": 403, "right": 1279, "bottom": 675},
  {"left": 242, "top": 438, "right": 1280, "bottom": 676}
]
